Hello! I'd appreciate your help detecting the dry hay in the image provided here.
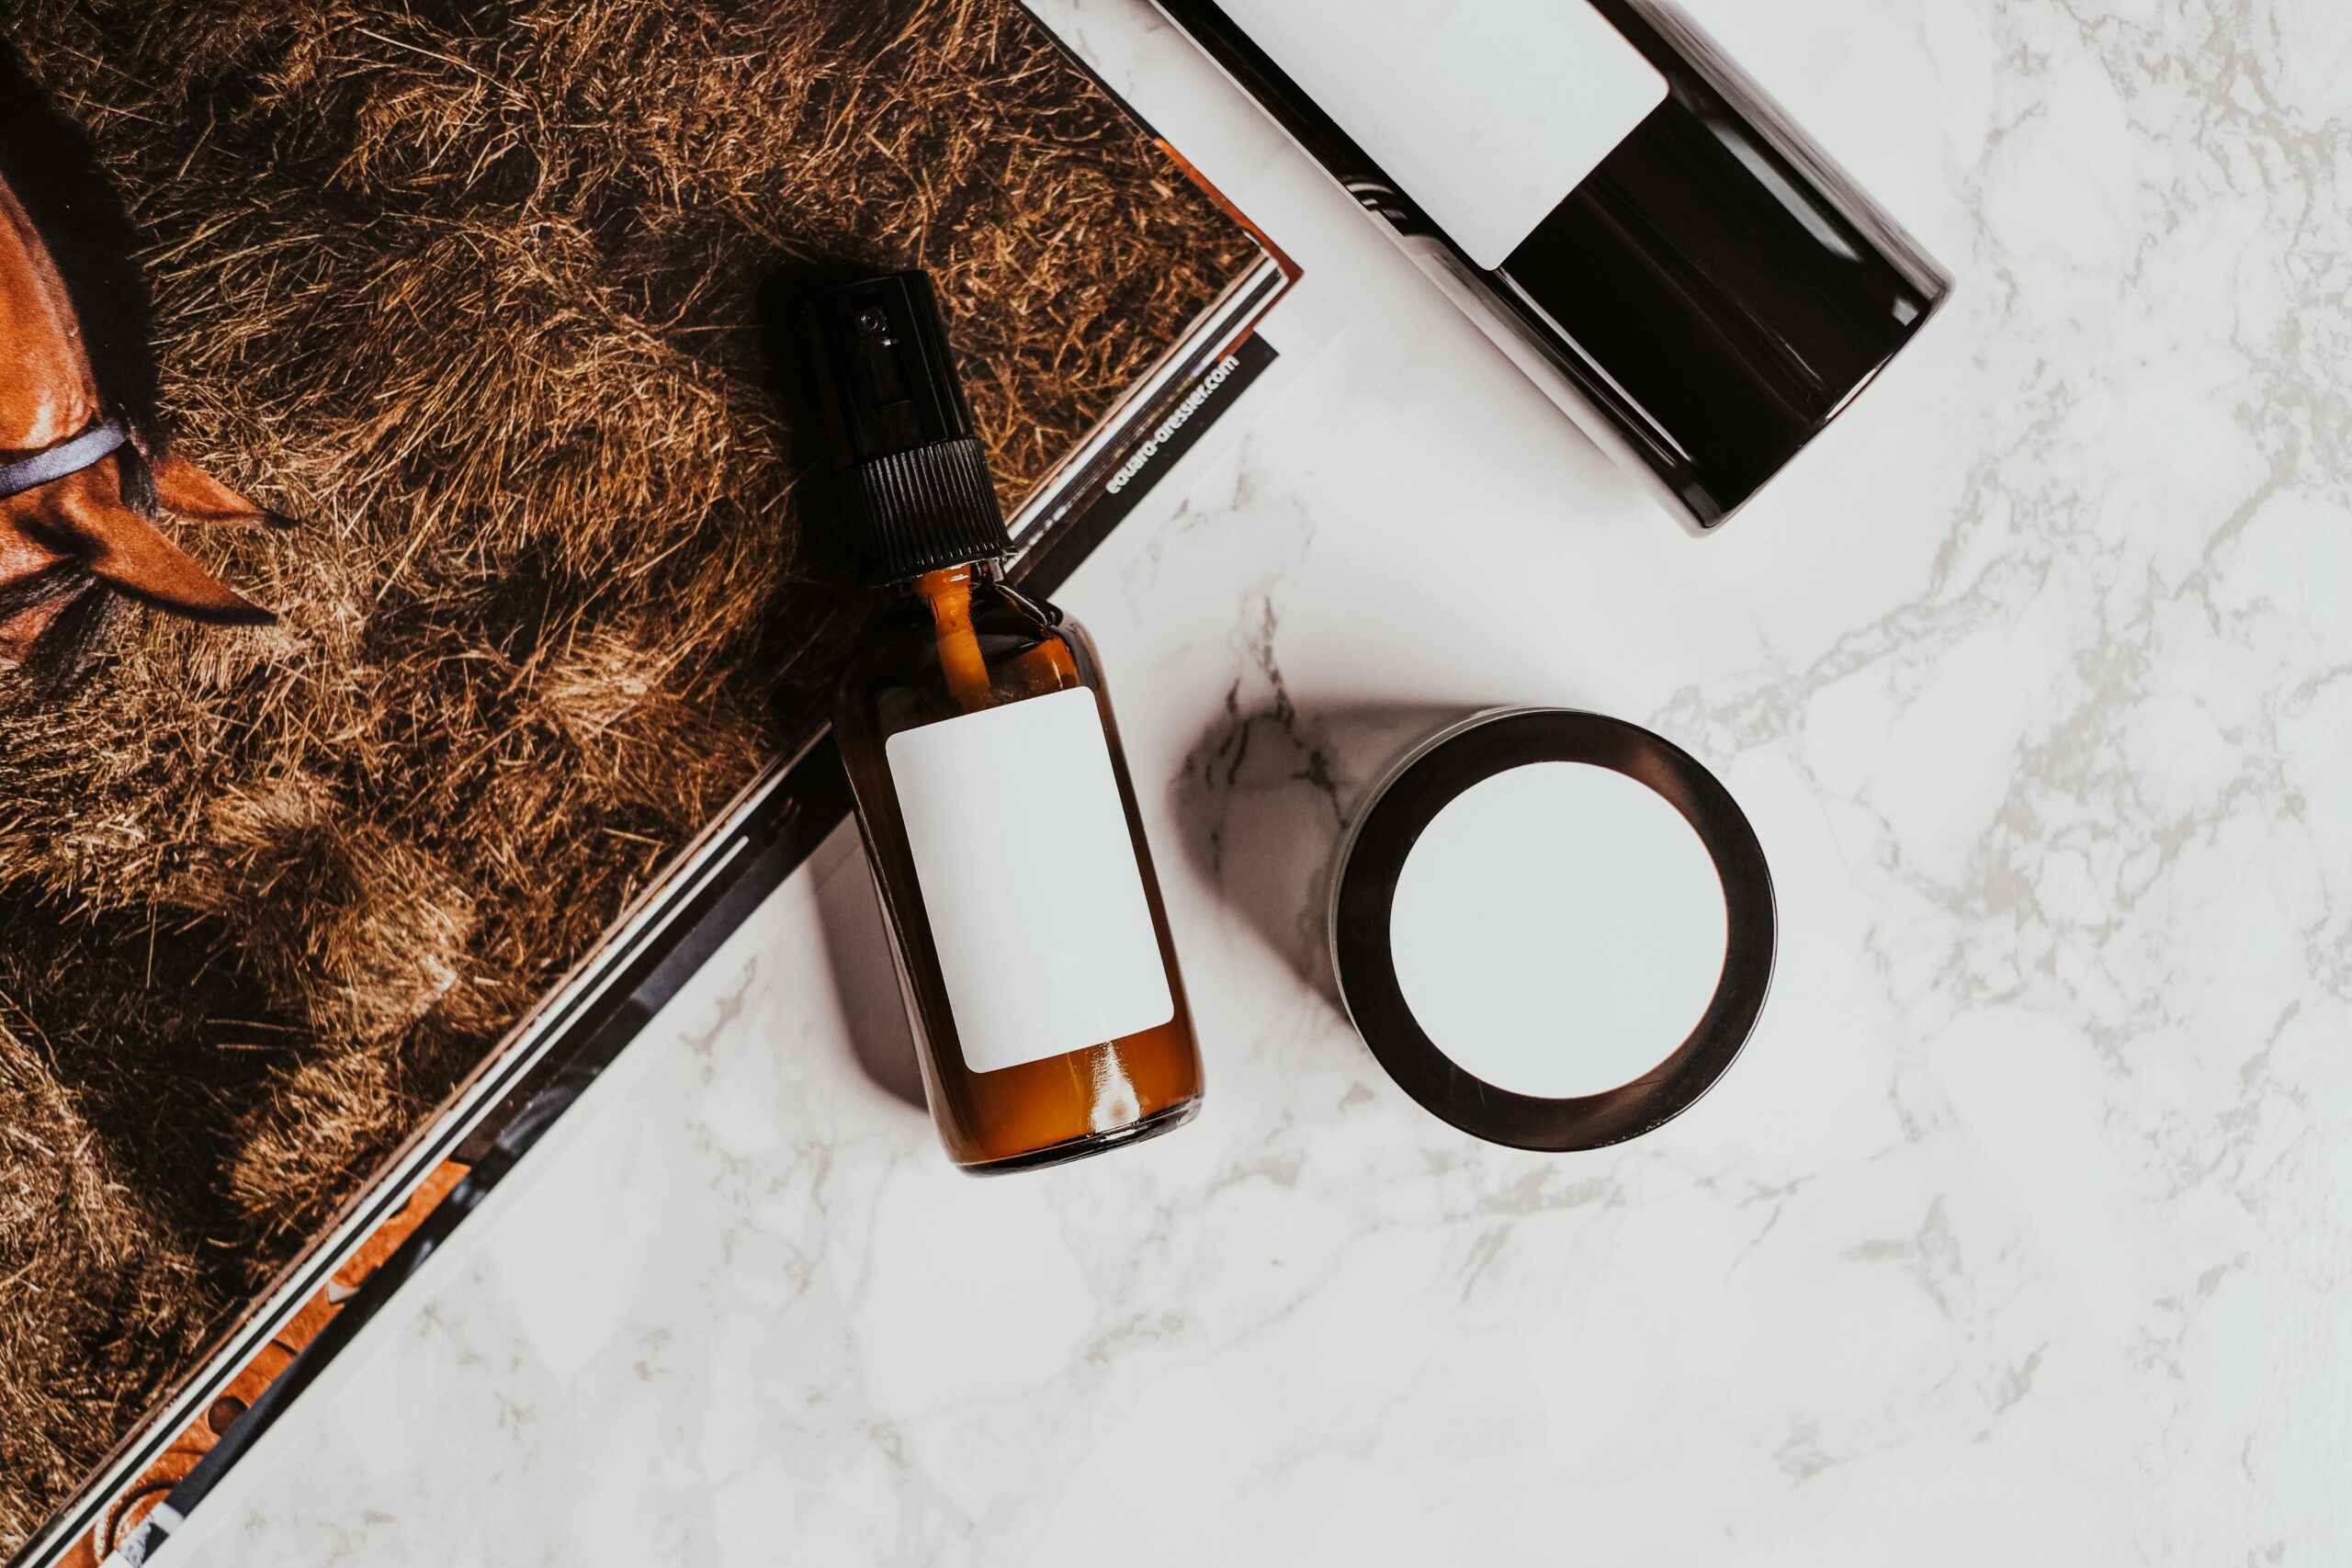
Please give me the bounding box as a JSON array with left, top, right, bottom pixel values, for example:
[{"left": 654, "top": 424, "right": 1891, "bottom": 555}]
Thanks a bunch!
[
  {"left": 0, "top": 1021, "right": 209, "bottom": 1546},
  {"left": 0, "top": 0, "right": 1253, "bottom": 1547}
]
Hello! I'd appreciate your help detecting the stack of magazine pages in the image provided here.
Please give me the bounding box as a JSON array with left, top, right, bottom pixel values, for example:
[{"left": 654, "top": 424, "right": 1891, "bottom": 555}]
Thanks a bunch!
[{"left": 0, "top": 3, "right": 1293, "bottom": 1562}]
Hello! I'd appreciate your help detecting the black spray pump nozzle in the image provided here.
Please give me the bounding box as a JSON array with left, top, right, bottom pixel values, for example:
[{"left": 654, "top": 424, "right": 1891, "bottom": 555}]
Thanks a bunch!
[
  {"left": 810, "top": 270, "right": 1010, "bottom": 585},
  {"left": 813, "top": 272, "right": 973, "bottom": 462}
]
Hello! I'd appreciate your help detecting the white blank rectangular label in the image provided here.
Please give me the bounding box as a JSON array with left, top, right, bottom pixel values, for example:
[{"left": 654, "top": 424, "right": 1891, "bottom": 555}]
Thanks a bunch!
[
  {"left": 1210, "top": 0, "right": 1668, "bottom": 268},
  {"left": 886, "top": 686, "right": 1173, "bottom": 1074}
]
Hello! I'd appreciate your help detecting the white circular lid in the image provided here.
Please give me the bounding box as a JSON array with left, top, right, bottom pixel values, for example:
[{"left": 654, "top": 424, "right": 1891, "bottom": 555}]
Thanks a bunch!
[{"left": 1386, "top": 761, "right": 1730, "bottom": 1099}]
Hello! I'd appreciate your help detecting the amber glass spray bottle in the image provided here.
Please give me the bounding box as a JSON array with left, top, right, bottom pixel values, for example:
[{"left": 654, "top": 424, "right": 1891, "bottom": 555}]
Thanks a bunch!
[{"left": 815, "top": 272, "right": 1204, "bottom": 1174}]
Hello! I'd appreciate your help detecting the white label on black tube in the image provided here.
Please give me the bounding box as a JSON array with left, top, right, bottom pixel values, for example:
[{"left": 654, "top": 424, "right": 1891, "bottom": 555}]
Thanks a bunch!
[
  {"left": 887, "top": 687, "right": 1173, "bottom": 1074},
  {"left": 1212, "top": 0, "right": 1667, "bottom": 267}
]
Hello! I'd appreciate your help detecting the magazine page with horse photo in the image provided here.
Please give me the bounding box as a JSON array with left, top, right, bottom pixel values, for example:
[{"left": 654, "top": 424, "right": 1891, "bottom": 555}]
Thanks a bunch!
[{"left": 0, "top": 4, "right": 1283, "bottom": 1560}]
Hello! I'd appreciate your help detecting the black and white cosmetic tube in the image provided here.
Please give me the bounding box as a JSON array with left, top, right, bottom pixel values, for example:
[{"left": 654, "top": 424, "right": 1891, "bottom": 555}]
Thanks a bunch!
[{"left": 1151, "top": 0, "right": 1952, "bottom": 531}]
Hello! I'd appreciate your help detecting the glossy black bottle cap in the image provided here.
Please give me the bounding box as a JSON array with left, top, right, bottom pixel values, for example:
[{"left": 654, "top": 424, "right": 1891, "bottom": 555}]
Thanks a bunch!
[
  {"left": 809, "top": 270, "right": 1010, "bottom": 584},
  {"left": 1517, "top": 0, "right": 1951, "bottom": 528}
]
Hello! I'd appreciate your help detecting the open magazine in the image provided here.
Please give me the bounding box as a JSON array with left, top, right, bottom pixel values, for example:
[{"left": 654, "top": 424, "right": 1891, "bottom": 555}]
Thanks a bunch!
[{"left": 0, "top": 3, "right": 1294, "bottom": 1562}]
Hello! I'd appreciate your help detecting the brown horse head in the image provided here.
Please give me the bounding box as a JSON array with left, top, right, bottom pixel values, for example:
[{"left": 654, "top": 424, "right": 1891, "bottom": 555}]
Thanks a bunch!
[{"left": 0, "top": 171, "right": 273, "bottom": 681}]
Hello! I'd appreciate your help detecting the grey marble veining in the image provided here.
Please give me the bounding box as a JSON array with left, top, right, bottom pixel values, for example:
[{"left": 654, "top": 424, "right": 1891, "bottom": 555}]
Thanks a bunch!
[{"left": 161, "top": 1, "right": 2352, "bottom": 1562}]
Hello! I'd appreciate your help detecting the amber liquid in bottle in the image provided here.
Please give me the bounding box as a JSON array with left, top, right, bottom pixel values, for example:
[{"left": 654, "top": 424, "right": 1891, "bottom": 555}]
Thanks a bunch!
[
  {"left": 833, "top": 562, "right": 1204, "bottom": 1172},
  {"left": 811, "top": 270, "right": 1202, "bottom": 1173}
]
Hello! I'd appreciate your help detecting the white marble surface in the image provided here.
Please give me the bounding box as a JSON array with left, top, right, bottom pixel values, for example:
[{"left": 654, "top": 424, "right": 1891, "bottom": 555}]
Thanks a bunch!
[{"left": 164, "top": 1, "right": 2352, "bottom": 1562}]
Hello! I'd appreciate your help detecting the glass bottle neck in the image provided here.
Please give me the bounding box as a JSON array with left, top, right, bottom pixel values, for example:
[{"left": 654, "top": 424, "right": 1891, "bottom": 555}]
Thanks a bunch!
[{"left": 882, "top": 558, "right": 1005, "bottom": 602}]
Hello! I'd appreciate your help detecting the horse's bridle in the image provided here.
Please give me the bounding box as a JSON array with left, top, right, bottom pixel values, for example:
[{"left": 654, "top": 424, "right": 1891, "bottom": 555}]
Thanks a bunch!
[{"left": 0, "top": 417, "right": 126, "bottom": 502}]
